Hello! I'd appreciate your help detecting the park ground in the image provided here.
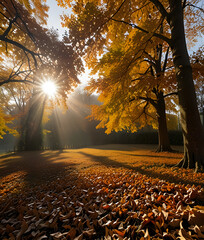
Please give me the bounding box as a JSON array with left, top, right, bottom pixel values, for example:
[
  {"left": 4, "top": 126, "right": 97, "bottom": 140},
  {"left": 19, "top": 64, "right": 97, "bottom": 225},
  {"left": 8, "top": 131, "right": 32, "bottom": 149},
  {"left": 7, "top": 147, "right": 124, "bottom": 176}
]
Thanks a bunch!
[{"left": 0, "top": 144, "right": 204, "bottom": 239}]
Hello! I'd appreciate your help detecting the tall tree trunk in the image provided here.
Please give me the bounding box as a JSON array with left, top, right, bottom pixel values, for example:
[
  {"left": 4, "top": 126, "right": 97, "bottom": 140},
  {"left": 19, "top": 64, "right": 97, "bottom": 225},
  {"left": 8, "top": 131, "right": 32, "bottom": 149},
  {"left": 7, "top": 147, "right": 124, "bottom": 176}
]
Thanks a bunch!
[
  {"left": 24, "top": 92, "right": 46, "bottom": 151},
  {"left": 169, "top": 0, "right": 204, "bottom": 171},
  {"left": 155, "top": 92, "right": 172, "bottom": 152},
  {"left": 17, "top": 116, "right": 26, "bottom": 151}
]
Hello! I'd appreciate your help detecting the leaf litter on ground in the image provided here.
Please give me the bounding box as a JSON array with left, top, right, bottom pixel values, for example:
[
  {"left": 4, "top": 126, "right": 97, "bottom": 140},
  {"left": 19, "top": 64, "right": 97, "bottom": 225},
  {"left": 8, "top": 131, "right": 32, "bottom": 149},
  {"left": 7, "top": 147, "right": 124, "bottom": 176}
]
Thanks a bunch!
[{"left": 0, "top": 144, "right": 204, "bottom": 239}]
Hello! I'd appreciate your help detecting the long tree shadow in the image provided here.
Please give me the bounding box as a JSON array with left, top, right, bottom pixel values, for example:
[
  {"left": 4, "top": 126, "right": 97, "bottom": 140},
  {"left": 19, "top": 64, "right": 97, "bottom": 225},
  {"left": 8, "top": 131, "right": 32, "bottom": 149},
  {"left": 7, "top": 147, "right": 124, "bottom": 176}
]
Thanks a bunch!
[
  {"left": 79, "top": 152, "right": 203, "bottom": 187},
  {"left": 86, "top": 144, "right": 157, "bottom": 151},
  {"left": 0, "top": 152, "right": 16, "bottom": 159},
  {"left": 86, "top": 144, "right": 183, "bottom": 153},
  {"left": 0, "top": 151, "right": 77, "bottom": 187},
  {"left": 122, "top": 153, "right": 181, "bottom": 159}
]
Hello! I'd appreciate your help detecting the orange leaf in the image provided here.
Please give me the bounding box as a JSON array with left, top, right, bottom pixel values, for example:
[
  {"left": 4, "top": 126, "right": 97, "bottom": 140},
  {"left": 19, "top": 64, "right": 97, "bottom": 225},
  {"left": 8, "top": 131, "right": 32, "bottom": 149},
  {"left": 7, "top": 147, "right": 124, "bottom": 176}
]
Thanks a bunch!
[{"left": 113, "top": 229, "right": 125, "bottom": 237}]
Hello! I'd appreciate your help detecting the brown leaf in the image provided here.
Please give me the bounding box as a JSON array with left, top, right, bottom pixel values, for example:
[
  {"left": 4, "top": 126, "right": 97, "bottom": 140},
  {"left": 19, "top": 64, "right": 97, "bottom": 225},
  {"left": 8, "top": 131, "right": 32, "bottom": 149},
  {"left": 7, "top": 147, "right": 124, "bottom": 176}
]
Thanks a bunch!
[
  {"left": 189, "top": 209, "right": 204, "bottom": 226},
  {"left": 50, "top": 232, "right": 68, "bottom": 239},
  {"left": 178, "top": 228, "right": 193, "bottom": 240},
  {"left": 36, "top": 235, "right": 48, "bottom": 240},
  {"left": 68, "top": 228, "right": 77, "bottom": 239},
  {"left": 16, "top": 220, "right": 28, "bottom": 240},
  {"left": 169, "top": 219, "right": 181, "bottom": 228}
]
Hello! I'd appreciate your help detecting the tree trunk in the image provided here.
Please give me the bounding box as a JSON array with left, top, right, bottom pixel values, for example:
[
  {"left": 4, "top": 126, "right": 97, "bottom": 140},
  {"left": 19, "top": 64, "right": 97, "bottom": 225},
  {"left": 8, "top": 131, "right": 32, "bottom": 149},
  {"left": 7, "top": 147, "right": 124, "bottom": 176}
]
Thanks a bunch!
[
  {"left": 17, "top": 116, "right": 26, "bottom": 151},
  {"left": 24, "top": 92, "right": 46, "bottom": 151},
  {"left": 169, "top": 0, "right": 204, "bottom": 171},
  {"left": 155, "top": 92, "right": 172, "bottom": 152}
]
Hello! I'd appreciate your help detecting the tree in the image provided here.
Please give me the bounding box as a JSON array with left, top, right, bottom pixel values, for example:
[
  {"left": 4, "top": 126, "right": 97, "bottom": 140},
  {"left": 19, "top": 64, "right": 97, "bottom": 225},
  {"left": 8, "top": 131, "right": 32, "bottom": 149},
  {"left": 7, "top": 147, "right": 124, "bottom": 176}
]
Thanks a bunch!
[
  {"left": 191, "top": 47, "right": 204, "bottom": 119},
  {"left": 58, "top": 0, "right": 204, "bottom": 171},
  {"left": 0, "top": 0, "right": 48, "bottom": 74},
  {"left": 87, "top": 35, "right": 178, "bottom": 152},
  {"left": 0, "top": 107, "right": 17, "bottom": 139},
  {"left": 0, "top": 82, "right": 31, "bottom": 147},
  {"left": 0, "top": 0, "right": 84, "bottom": 149}
]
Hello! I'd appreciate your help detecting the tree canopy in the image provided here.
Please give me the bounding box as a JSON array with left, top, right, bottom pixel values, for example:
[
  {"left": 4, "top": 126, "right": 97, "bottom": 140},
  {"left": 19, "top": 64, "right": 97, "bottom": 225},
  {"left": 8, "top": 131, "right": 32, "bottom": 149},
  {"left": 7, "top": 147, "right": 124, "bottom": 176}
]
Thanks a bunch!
[
  {"left": 86, "top": 32, "right": 178, "bottom": 151},
  {"left": 0, "top": 0, "right": 83, "bottom": 93}
]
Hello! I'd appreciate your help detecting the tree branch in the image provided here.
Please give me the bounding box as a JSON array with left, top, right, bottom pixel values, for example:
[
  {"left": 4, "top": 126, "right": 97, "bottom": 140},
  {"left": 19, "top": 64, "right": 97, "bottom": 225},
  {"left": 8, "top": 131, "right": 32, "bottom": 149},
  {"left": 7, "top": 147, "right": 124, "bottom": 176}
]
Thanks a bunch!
[
  {"left": 139, "top": 96, "right": 157, "bottom": 108},
  {"left": 162, "top": 47, "right": 169, "bottom": 72},
  {"left": 182, "top": 0, "right": 187, "bottom": 9},
  {"left": 134, "top": 101, "right": 149, "bottom": 120},
  {"left": 144, "top": 50, "right": 156, "bottom": 63},
  {"left": 185, "top": 3, "right": 204, "bottom": 13},
  {"left": 0, "top": 36, "right": 39, "bottom": 67},
  {"left": 2, "top": 14, "right": 18, "bottom": 38},
  {"left": 0, "top": 79, "right": 34, "bottom": 86},
  {"left": 85, "top": 0, "right": 128, "bottom": 45},
  {"left": 163, "top": 92, "right": 178, "bottom": 98},
  {"left": 129, "top": 95, "right": 157, "bottom": 108},
  {"left": 111, "top": 18, "right": 171, "bottom": 44},
  {"left": 131, "top": 2, "right": 150, "bottom": 15},
  {"left": 148, "top": 0, "right": 170, "bottom": 24},
  {"left": 131, "top": 67, "right": 151, "bottom": 82},
  {"left": 144, "top": 59, "right": 157, "bottom": 68},
  {"left": 17, "top": 14, "right": 36, "bottom": 42}
]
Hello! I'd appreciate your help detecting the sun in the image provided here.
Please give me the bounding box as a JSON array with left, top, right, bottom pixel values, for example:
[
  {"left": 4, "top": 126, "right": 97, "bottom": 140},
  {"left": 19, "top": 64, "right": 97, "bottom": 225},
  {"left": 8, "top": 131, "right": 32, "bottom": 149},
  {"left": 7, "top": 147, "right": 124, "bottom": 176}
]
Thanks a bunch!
[{"left": 41, "top": 80, "right": 57, "bottom": 97}]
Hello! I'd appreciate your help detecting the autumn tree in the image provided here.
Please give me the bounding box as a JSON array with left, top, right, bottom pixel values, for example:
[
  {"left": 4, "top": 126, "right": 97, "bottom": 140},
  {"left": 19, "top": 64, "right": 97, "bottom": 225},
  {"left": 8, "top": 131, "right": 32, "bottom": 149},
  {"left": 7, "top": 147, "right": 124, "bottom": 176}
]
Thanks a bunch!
[
  {"left": 58, "top": 0, "right": 204, "bottom": 171},
  {"left": 87, "top": 33, "right": 178, "bottom": 152},
  {"left": 0, "top": 106, "right": 18, "bottom": 139},
  {"left": 191, "top": 47, "right": 204, "bottom": 120},
  {"left": 0, "top": 0, "right": 83, "bottom": 149},
  {"left": 0, "top": 0, "right": 48, "bottom": 78}
]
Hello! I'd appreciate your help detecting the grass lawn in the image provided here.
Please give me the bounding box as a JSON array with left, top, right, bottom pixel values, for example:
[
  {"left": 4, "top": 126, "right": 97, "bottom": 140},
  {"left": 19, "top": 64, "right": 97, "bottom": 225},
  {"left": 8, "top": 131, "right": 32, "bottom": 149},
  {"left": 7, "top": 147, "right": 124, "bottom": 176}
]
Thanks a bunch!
[{"left": 0, "top": 144, "right": 203, "bottom": 239}]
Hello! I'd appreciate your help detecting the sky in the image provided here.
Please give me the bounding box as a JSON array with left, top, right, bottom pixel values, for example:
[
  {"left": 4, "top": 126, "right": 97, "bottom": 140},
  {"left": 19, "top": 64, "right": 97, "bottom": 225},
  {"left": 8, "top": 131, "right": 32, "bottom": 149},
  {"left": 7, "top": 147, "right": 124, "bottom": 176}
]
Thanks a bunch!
[{"left": 47, "top": 0, "right": 67, "bottom": 37}]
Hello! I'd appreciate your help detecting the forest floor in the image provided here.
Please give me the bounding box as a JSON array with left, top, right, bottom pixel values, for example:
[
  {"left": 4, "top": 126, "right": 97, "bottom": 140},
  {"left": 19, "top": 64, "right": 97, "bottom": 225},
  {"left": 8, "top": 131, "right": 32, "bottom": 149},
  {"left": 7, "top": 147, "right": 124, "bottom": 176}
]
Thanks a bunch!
[{"left": 0, "top": 144, "right": 204, "bottom": 239}]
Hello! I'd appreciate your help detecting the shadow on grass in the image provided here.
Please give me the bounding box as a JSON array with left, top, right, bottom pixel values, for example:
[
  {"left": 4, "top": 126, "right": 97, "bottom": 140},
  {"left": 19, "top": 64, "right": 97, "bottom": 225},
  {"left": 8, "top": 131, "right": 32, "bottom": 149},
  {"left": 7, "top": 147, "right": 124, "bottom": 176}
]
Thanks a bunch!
[
  {"left": 122, "top": 152, "right": 181, "bottom": 159},
  {"left": 86, "top": 144, "right": 157, "bottom": 151},
  {"left": 79, "top": 152, "right": 203, "bottom": 187},
  {"left": 0, "top": 151, "right": 77, "bottom": 187},
  {"left": 0, "top": 152, "right": 16, "bottom": 159}
]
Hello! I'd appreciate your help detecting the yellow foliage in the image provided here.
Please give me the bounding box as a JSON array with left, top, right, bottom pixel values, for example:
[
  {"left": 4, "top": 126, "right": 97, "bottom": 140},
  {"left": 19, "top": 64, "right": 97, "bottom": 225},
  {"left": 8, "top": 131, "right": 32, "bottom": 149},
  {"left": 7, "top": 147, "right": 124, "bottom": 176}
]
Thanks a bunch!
[{"left": 0, "top": 107, "right": 18, "bottom": 138}]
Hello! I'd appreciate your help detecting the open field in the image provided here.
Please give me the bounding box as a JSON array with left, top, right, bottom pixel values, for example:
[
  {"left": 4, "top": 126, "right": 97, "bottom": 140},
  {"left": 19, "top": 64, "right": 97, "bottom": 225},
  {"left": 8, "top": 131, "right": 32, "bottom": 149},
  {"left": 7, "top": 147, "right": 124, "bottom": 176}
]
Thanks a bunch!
[{"left": 0, "top": 144, "right": 204, "bottom": 239}]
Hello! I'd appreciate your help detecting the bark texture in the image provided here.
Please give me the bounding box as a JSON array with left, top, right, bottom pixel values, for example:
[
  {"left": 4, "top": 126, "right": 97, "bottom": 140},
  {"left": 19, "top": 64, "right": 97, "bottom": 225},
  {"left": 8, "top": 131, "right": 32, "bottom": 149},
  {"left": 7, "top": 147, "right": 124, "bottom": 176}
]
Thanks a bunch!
[{"left": 169, "top": 0, "right": 204, "bottom": 171}]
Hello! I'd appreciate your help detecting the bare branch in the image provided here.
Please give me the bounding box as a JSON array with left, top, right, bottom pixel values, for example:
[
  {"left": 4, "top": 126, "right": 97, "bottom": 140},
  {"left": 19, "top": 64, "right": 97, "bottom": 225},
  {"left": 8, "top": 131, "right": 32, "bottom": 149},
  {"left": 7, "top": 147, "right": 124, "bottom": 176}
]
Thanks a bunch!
[{"left": 185, "top": 3, "right": 204, "bottom": 13}]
